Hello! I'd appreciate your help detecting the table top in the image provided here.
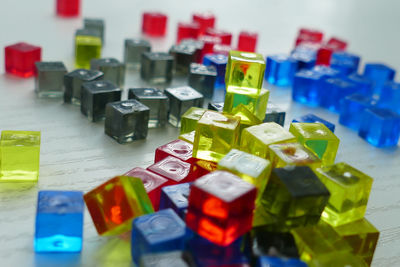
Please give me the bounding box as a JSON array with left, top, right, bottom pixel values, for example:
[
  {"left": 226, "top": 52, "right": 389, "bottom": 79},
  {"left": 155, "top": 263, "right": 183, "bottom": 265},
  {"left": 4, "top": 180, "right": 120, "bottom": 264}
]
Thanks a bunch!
[{"left": 0, "top": 0, "right": 399, "bottom": 266}]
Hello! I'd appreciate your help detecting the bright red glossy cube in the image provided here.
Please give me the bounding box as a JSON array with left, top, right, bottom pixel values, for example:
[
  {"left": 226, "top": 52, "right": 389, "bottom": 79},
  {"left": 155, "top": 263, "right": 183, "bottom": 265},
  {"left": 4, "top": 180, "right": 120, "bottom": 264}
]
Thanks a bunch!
[
  {"left": 316, "top": 46, "right": 333, "bottom": 66},
  {"left": 205, "top": 28, "right": 232, "bottom": 46},
  {"left": 147, "top": 156, "right": 193, "bottom": 184},
  {"left": 327, "top": 37, "right": 347, "bottom": 51},
  {"left": 177, "top": 22, "right": 200, "bottom": 43},
  {"left": 56, "top": 0, "right": 80, "bottom": 17},
  {"left": 155, "top": 139, "right": 194, "bottom": 164},
  {"left": 142, "top": 12, "right": 168, "bottom": 36},
  {"left": 237, "top": 31, "right": 258, "bottom": 52},
  {"left": 5, "top": 42, "right": 41, "bottom": 78},
  {"left": 186, "top": 171, "right": 257, "bottom": 246},
  {"left": 198, "top": 35, "right": 221, "bottom": 62},
  {"left": 192, "top": 12, "right": 216, "bottom": 35},
  {"left": 295, "top": 28, "right": 324, "bottom": 46},
  {"left": 125, "top": 167, "right": 168, "bottom": 210}
]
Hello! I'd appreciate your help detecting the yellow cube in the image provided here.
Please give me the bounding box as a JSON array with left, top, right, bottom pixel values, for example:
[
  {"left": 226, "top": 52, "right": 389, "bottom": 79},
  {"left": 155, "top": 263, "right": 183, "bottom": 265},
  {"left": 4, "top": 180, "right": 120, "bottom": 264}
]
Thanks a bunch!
[
  {"left": 268, "top": 142, "right": 321, "bottom": 169},
  {"left": 0, "top": 130, "right": 41, "bottom": 182}
]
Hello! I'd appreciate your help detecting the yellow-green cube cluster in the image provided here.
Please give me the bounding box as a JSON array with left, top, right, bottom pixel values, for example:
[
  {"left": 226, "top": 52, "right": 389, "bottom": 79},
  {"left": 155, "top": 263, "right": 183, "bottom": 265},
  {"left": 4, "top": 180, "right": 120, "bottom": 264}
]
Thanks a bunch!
[
  {"left": 315, "top": 162, "right": 373, "bottom": 226},
  {"left": 240, "top": 122, "right": 296, "bottom": 158},
  {"left": 0, "top": 130, "right": 41, "bottom": 182},
  {"left": 75, "top": 31, "right": 102, "bottom": 69},
  {"left": 289, "top": 122, "right": 339, "bottom": 166},
  {"left": 218, "top": 149, "right": 271, "bottom": 202},
  {"left": 192, "top": 111, "right": 240, "bottom": 162}
]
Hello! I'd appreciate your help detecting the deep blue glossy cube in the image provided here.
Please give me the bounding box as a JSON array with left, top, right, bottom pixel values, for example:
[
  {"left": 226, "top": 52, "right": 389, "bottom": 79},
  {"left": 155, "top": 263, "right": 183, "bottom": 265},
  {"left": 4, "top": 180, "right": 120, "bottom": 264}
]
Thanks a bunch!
[
  {"left": 378, "top": 81, "right": 400, "bottom": 114},
  {"left": 290, "top": 47, "right": 316, "bottom": 70},
  {"left": 320, "top": 77, "right": 359, "bottom": 112},
  {"left": 186, "top": 233, "right": 248, "bottom": 267},
  {"left": 345, "top": 73, "right": 374, "bottom": 96},
  {"left": 330, "top": 51, "right": 360, "bottom": 75},
  {"left": 203, "top": 54, "right": 227, "bottom": 87},
  {"left": 34, "top": 191, "right": 84, "bottom": 253},
  {"left": 292, "top": 113, "right": 335, "bottom": 132},
  {"left": 265, "top": 54, "right": 298, "bottom": 86},
  {"left": 131, "top": 209, "right": 187, "bottom": 264},
  {"left": 258, "top": 256, "right": 307, "bottom": 267},
  {"left": 159, "top": 183, "right": 191, "bottom": 219},
  {"left": 339, "top": 94, "right": 373, "bottom": 131},
  {"left": 363, "top": 63, "right": 396, "bottom": 95},
  {"left": 264, "top": 103, "right": 286, "bottom": 126},
  {"left": 292, "top": 66, "right": 339, "bottom": 106},
  {"left": 358, "top": 107, "right": 400, "bottom": 147}
]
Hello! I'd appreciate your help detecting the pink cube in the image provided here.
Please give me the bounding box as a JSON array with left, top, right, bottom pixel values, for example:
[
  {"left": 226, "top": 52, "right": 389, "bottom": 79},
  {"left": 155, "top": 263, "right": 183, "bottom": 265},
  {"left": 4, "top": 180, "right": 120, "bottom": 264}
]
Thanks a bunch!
[
  {"left": 154, "top": 139, "right": 194, "bottom": 164},
  {"left": 147, "top": 156, "right": 193, "bottom": 185},
  {"left": 125, "top": 167, "right": 168, "bottom": 210},
  {"left": 5, "top": 42, "right": 41, "bottom": 78}
]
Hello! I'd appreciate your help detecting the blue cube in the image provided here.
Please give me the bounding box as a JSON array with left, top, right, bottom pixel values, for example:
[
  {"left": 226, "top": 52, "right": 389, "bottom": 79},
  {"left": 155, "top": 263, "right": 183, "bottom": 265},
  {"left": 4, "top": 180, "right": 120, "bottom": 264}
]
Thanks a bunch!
[
  {"left": 264, "top": 103, "right": 286, "bottom": 126},
  {"left": 265, "top": 54, "right": 298, "bottom": 86},
  {"left": 339, "top": 94, "right": 373, "bottom": 131},
  {"left": 258, "top": 256, "right": 307, "bottom": 267},
  {"left": 203, "top": 54, "right": 227, "bottom": 87},
  {"left": 290, "top": 47, "right": 316, "bottom": 70},
  {"left": 330, "top": 51, "right": 360, "bottom": 75},
  {"left": 292, "top": 66, "right": 339, "bottom": 106},
  {"left": 345, "top": 73, "right": 374, "bottom": 96},
  {"left": 131, "top": 209, "right": 187, "bottom": 264},
  {"left": 159, "top": 183, "right": 191, "bottom": 219},
  {"left": 320, "top": 77, "right": 359, "bottom": 112},
  {"left": 186, "top": 234, "right": 248, "bottom": 267},
  {"left": 363, "top": 63, "right": 396, "bottom": 95},
  {"left": 378, "top": 81, "right": 400, "bottom": 114},
  {"left": 292, "top": 113, "right": 335, "bottom": 132},
  {"left": 358, "top": 107, "right": 400, "bottom": 147},
  {"left": 34, "top": 191, "right": 84, "bottom": 253}
]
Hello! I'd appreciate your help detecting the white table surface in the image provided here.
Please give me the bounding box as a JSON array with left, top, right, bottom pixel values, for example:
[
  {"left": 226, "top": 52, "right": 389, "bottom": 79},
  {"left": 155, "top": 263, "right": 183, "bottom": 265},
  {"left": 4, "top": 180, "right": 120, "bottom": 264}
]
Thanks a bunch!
[{"left": 0, "top": 0, "right": 399, "bottom": 266}]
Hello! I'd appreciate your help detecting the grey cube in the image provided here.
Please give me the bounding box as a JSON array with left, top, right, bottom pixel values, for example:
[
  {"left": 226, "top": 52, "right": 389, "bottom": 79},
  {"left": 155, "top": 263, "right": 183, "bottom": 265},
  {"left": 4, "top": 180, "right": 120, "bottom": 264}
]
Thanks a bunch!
[
  {"left": 35, "top": 61, "right": 67, "bottom": 98},
  {"left": 81, "top": 80, "right": 121, "bottom": 122},
  {"left": 165, "top": 86, "right": 204, "bottom": 127},
  {"left": 90, "top": 58, "right": 125, "bottom": 88},
  {"left": 208, "top": 102, "right": 224, "bottom": 112},
  {"left": 64, "top": 69, "right": 103, "bottom": 105},
  {"left": 124, "top": 39, "right": 151, "bottom": 67},
  {"left": 263, "top": 103, "right": 286, "bottom": 126},
  {"left": 105, "top": 100, "right": 150, "bottom": 144},
  {"left": 128, "top": 88, "right": 168, "bottom": 128},
  {"left": 84, "top": 18, "right": 105, "bottom": 43},
  {"left": 188, "top": 63, "right": 217, "bottom": 99},
  {"left": 169, "top": 43, "right": 199, "bottom": 75},
  {"left": 141, "top": 52, "right": 174, "bottom": 84},
  {"left": 180, "top": 38, "right": 205, "bottom": 63}
]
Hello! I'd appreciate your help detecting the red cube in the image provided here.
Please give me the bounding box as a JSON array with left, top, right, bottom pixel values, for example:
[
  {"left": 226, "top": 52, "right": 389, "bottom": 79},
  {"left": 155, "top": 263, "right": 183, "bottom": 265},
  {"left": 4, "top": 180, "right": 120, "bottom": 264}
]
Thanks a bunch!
[
  {"left": 147, "top": 156, "right": 193, "bottom": 185},
  {"left": 186, "top": 171, "right": 257, "bottom": 246},
  {"left": 237, "top": 31, "right": 258, "bottom": 52},
  {"left": 213, "top": 44, "right": 232, "bottom": 56},
  {"left": 155, "top": 139, "right": 194, "bottom": 164},
  {"left": 142, "top": 12, "right": 168, "bottom": 37},
  {"left": 327, "top": 37, "right": 347, "bottom": 51},
  {"left": 192, "top": 12, "right": 216, "bottom": 35},
  {"left": 177, "top": 22, "right": 200, "bottom": 43},
  {"left": 316, "top": 46, "right": 333, "bottom": 66},
  {"left": 56, "top": 0, "right": 80, "bottom": 17},
  {"left": 191, "top": 159, "right": 218, "bottom": 179},
  {"left": 125, "top": 167, "right": 168, "bottom": 210},
  {"left": 198, "top": 35, "right": 221, "bottom": 62},
  {"left": 205, "top": 28, "right": 232, "bottom": 46},
  {"left": 295, "top": 28, "right": 324, "bottom": 46},
  {"left": 5, "top": 42, "right": 41, "bottom": 78}
]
